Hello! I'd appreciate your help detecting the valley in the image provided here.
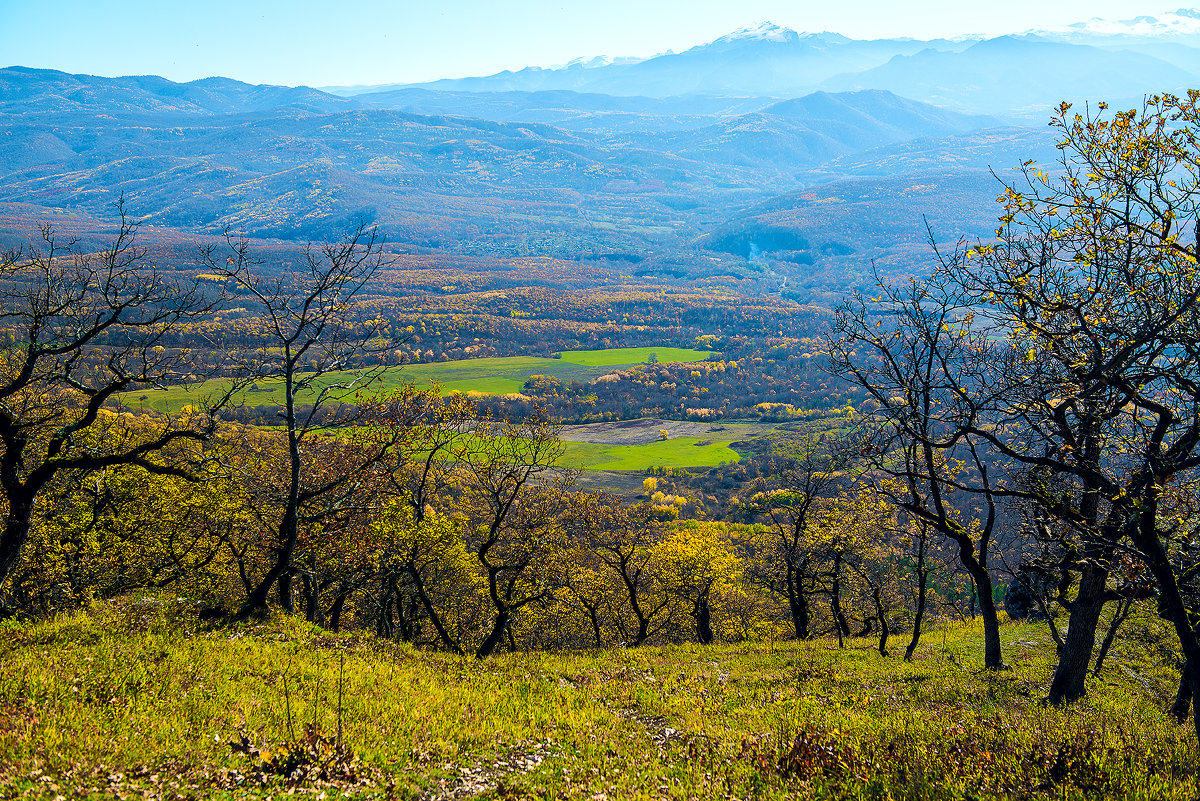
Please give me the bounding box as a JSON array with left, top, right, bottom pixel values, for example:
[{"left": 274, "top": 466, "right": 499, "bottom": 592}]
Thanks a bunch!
[{"left": 4, "top": 6, "right": 1200, "bottom": 799}]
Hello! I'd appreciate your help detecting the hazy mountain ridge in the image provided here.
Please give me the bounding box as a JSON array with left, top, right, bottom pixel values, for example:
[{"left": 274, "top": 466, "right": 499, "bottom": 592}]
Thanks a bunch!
[
  {"left": 627, "top": 91, "right": 996, "bottom": 180},
  {"left": 824, "top": 36, "right": 1195, "bottom": 113},
  {"left": 396, "top": 26, "right": 966, "bottom": 101},
  {"left": 2, "top": 6, "right": 1124, "bottom": 297},
  {"left": 0, "top": 66, "right": 359, "bottom": 117},
  {"left": 1028, "top": 7, "right": 1200, "bottom": 41},
  {"left": 352, "top": 11, "right": 1200, "bottom": 117},
  {"left": 0, "top": 65, "right": 1004, "bottom": 258}
]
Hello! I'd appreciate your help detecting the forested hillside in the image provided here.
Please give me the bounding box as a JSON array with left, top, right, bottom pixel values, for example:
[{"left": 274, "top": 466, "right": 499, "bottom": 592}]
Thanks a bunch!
[{"left": 6, "top": 6, "right": 1200, "bottom": 799}]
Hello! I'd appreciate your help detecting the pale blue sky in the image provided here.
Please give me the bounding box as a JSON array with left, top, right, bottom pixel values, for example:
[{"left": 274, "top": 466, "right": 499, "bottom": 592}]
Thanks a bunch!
[{"left": 0, "top": 0, "right": 1180, "bottom": 87}]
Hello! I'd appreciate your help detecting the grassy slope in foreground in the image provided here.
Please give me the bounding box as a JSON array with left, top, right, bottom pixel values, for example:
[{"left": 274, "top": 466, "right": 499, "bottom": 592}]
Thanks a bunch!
[
  {"left": 0, "top": 604, "right": 1193, "bottom": 800},
  {"left": 125, "top": 348, "right": 713, "bottom": 413}
]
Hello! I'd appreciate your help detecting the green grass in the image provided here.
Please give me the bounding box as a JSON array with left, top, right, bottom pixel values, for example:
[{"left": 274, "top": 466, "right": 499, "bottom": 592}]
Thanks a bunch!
[
  {"left": 560, "top": 436, "right": 740, "bottom": 471},
  {"left": 556, "top": 421, "right": 765, "bottom": 472},
  {"left": 1, "top": 603, "right": 1194, "bottom": 799},
  {"left": 555, "top": 347, "right": 712, "bottom": 367},
  {"left": 124, "top": 348, "right": 713, "bottom": 414}
]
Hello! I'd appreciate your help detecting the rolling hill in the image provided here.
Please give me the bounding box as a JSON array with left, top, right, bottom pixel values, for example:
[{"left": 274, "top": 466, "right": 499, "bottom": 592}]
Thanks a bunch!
[
  {"left": 0, "top": 66, "right": 1011, "bottom": 273},
  {"left": 0, "top": 66, "right": 358, "bottom": 116}
]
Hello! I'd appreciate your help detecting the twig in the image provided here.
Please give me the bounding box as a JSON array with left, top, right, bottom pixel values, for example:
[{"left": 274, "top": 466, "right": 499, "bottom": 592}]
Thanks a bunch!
[
  {"left": 337, "top": 651, "right": 345, "bottom": 751},
  {"left": 283, "top": 671, "right": 295, "bottom": 741}
]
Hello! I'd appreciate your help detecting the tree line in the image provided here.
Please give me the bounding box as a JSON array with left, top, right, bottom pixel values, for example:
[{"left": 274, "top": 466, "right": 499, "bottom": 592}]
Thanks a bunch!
[
  {"left": 0, "top": 203, "right": 950, "bottom": 664},
  {"left": 4, "top": 95, "right": 1200, "bottom": 744}
]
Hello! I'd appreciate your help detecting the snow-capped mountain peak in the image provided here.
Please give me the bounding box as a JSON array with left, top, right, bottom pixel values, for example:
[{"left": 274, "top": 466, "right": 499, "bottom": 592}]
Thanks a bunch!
[
  {"left": 556, "top": 54, "right": 647, "bottom": 70},
  {"left": 715, "top": 22, "right": 799, "bottom": 44},
  {"left": 1031, "top": 7, "right": 1200, "bottom": 38}
]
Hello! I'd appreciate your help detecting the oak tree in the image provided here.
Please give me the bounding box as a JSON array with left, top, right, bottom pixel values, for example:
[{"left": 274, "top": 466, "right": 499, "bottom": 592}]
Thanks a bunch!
[{"left": 0, "top": 208, "right": 220, "bottom": 601}]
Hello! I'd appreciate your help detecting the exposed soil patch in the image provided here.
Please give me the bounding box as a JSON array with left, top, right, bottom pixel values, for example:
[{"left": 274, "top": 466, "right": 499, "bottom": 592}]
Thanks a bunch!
[
  {"left": 422, "top": 740, "right": 554, "bottom": 800},
  {"left": 620, "top": 709, "right": 683, "bottom": 750},
  {"left": 572, "top": 469, "right": 650, "bottom": 497},
  {"left": 559, "top": 418, "right": 769, "bottom": 446}
]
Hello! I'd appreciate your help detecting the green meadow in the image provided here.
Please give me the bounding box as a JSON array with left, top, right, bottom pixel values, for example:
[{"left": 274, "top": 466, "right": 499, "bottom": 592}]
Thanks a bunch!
[
  {"left": 558, "top": 422, "right": 766, "bottom": 471},
  {"left": 123, "top": 346, "right": 739, "bottom": 473},
  {"left": 560, "top": 436, "right": 740, "bottom": 471},
  {"left": 555, "top": 347, "right": 711, "bottom": 367},
  {"left": 125, "top": 348, "right": 713, "bottom": 414}
]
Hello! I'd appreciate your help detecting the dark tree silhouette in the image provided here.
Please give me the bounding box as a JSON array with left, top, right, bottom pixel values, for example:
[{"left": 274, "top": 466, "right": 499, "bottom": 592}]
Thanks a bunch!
[
  {"left": 200, "top": 222, "right": 396, "bottom": 616},
  {"left": 0, "top": 206, "right": 220, "bottom": 600}
]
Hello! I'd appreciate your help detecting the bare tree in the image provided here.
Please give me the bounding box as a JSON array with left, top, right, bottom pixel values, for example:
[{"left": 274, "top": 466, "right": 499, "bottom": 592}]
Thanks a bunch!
[
  {"left": 564, "top": 493, "right": 668, "bottom": 647},
  {"left": 942, "top": 96, "right": 1200, "bottom": 708},
  {"left": 375, "top": 390, "right": 477, "bottom": 652},
  {"left": 0, "top": 205, "right": 220, "bottom": 599},
  {"left": 741, "top": 437, "right": 845, "bottom": 641},
  {"left": 831, "top": 94, "right": 1200, "bottom": 738},
  {"left": 455, "top": 410, "right": 574, "bottom": 658},
  {"left": 829, "top": 270, "right": 1009, "bottom": 670},
  {"left": 903, "top": 515, "right": 934, "bottom": 662},
  {"left": 199, "top": 221, "right": 395, "bottom": 616}
]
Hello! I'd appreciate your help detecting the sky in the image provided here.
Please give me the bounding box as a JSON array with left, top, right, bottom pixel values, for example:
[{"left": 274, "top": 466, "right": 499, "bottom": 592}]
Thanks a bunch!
[{"left": 0, "top": 0, "right": 1183, "bottom": 87}]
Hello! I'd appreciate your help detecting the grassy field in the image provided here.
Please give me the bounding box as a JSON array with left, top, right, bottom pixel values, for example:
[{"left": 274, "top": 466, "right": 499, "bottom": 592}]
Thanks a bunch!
[
  {"left": 556, "top": 347, "right": 711, "bottom": 367},
  {"left": 557, "top": 421, "right": 770, "bottom": 471},
  {"left": 0, "top": 603, "right": 1193, "bottom": 800},
  {"left": 125, "top": 348, "right": 713, "bottom": 414},
  {"left": 560, "top": 436, "right": 741, "bottom": 471}
]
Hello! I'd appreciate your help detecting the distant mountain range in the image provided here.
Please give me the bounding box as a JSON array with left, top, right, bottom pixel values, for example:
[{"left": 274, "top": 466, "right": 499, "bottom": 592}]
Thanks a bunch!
[
  {"left": 0, "top": 66, "right": 356, "bottom": 116},
  {"left": 822, "top": 35, "right": 1193, "bottom": 114},
  {"left": 0, "top": 64, "right": 1000, "bottom": 237},
  {"left": 5, "top": 9, "right": 1186, "bottom": 295},
  {"left": 1028, "top": 7, "right": 1200, "bottom": 41},
  {"left": 329, "top": 10, "right": 1200, "bottom": 116}
]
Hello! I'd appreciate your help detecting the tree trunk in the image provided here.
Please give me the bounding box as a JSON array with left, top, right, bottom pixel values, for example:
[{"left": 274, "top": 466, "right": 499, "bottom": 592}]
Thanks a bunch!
[
  {"left": 278, "top": 569, "right": 295, "bottom": 614},
  {"left": 477, "top": 608, "right": 510, "bottom": 659},
  {"left": 1092, "top": 597, "right": 1131, "bottom": 674},
  {"left": 227, "top": 541, "right": 256, "bottom": 599},
  {"left": 694, "top": 597, "right": 714, "bottom": 645},
  {"left": 905, "top": 545, "right": 928, "bottom": 662},
  {"left": 299, "top": 573, "right": 319, "bottom": 624},
  {"left": 405, "top": 565, "right": 461, "bottom": 653},
  {"left": 1131, "top": 517, "right": 1200, "bottom": 743},
  {"left": 1033, "top": 592, "right": 1066, "bottom": 655},
  {"left": 619, "top": 565, "right": 653, "bottom": 647},
  {"left": 874, "top": 589, "right": 890, "bottom": 657},
  {"left": 831, "top": 554, "right": 850, "bottom": 647},
  {"left": 376, "top": 587, "right": 395, "bottom": 638},
  {"left": 632, "top": 613, "right": 650, "bottom": 647},
  {"left": 239, "top": 383, "right": 304, "bottom": 617},
  {"left": 328, "top": 589, "right": 350, "bottom": 632},
  {"left": 1171, "top": 661, "right": 1192, "bottom": 724},
  {"left": 835, "top": 561, "right": 851, "bottom": 634},
  {"left": 586, "top": 605, "right": 603, "bottom": 647},
  {"left": 952, "top": 536, "right": 1004, "bottom": 669},
  {"left": 787, "top": 572, "right": 811, "bottom": 640},
  {"left": 0, "top": 491, "right": 35, "bottom": 598},
  {"left": 1047, "top": 563, "right": 1108, "bottom": 704},
  {"left": 240, "top": 504, "right": 301, "bottom": 616}
]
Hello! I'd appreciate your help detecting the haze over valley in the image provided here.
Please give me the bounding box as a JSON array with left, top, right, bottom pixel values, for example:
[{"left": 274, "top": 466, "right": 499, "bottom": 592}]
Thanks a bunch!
[{"left": 5, "top": 10, "right": 1194, "bottom": 302}]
